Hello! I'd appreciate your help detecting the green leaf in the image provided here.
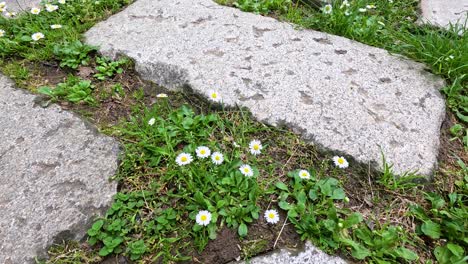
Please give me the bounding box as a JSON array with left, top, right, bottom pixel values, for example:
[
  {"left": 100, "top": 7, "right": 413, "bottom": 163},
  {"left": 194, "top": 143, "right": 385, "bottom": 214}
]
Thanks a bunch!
[
  {"left": 343, "top": 213, "right": 363, "bottom": 228},
  {"left": 395, "top": 247, "right": 418, "bottom": 261},
  {"left": 351, "top": 244, "right": 371, "bottom": 260},
  {"left": 330, "top": 188, "right": 346, "bottom": 199},
  {"left": 275, "top": 182, "right": 289, "bottom": 191},
  {"left": 278, "top": 201, "right": 292, "bottom": 210},
  {"left": 421, "top": 220, "right": 441, "bottom": 239},
  {"left": 91, "top": 220, "right": 104, "bottom": 230},
  {"left": 238, "top": 223, "right": 248, "bottom": 237},
  {"left": 98, "top": 247, "right": 113, "bottom": 256},
  {"left": 194, "top": 191, "right": 205, "bottom": 206},
  {"left": 446, "top": 243, "right": 464, "bottom": 257},
  {"left": 434, "top": 245, "right": 451, "bottom": 264}
]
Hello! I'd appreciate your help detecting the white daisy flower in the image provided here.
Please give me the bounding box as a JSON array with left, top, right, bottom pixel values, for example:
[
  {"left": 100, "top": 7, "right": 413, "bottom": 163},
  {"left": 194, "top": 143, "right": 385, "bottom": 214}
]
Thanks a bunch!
[
  {"left": 147, "top": 117, "right": 155, "bottom": 126},
  {"left": 358, "top": 8, "right": 367, "bottom": 12},
  {"left": 298, "top": 170, "right": 311, "bottom": 180},
  {"left": 211, "top": 152, "right": 224, "bottom": 165},
  {"left": 58, "top": 0, "right": 66, "bottom": 4},
  {"left": 157, "top": 93, "right": 168, "bottom": 98},
  {"left": 340, "top": 0, "right": 349, "bottom": 9},
  {"left": 30, "top": 7, "right": 41, "bottom": 15},
  {"left": 264, "top": 209, "right": 280, "bottom": 224},
  {"left": 0, "top": 29, "right": 5, "bottom": 38},
  {"left": 50, "top": 24, "right": 63, "bottom": 29},
  {"left": 333, "top": 156, "right": 349, "bottom": 169},
  {"left": 195, "top": 210, "right": 212, "bottom": 226},
  {"left": 344, "top": 10, "right": 351, "bottom": 16},
  {"left": 31, "top": 32, "right": 45, "bottom": 41},
  {"left": 4, "top": 11, "right": 17, "bottom": 18},
  {"left": 209, "top": 91, "right": 220, "bottom": 102},
  {"left": 176, "top": 153, "right": 193, "bottom": 166},
  {"left": 239, "top": 164, "right": 254, "bottom": 177},
  {"left": 45, "top": 4, "right": 58, "bottom": 12},
  {"left": 195, "top": 146, "right": 211, "bottom": 159},
  {"left": 249, "top": 139, "right": 263, "bottom": 155},
  {"left": 366, "top": 4, "right": 376, "bottom": 9},
  {"left": 322, "top": 4, "right": 332, "bottom": 14}
]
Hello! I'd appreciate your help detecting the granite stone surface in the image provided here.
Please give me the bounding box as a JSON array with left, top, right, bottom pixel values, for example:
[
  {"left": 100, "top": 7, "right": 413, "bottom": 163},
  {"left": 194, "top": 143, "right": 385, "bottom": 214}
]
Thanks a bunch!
[
  {"left": 0, "top": 74, "right": 119, "bottom": 263},
  {"left": 85, "top": 0, "right": 446, "bottom": 176}
]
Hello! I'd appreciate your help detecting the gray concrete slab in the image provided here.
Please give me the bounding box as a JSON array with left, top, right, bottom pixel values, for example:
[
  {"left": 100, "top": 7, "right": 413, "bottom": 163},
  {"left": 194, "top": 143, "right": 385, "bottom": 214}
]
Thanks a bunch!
[
  {"left": 2, "top": 0, "right": 41, "bottom": 12},
  {"left": 420, "top": 0, "right": 468, "bottom": 29},
  {"left": 85, "top": 0, "right": 446, "bottom": 176},
  {"left": 0, "top": 74, "right": 119, "bottom": 263}
]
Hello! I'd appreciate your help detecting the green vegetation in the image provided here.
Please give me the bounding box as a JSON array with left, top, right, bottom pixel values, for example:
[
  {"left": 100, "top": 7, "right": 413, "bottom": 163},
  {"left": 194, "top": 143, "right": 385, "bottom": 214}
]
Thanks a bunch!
[
  {"left": 0, "top": 0, "right": 466, "bottom": 263},
  {"left": 38, "top": 76, "right": 96, "bottom": 105},
  {"left": 94, "top": 57, "right": 128, "bottom": 80},
  {"left": 53, "top": 41, "right": 97, "bottom": 69}
]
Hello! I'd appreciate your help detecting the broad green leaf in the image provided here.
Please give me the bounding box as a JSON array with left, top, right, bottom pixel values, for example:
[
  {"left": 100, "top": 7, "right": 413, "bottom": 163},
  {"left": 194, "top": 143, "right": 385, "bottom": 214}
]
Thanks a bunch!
[
  {"left": 275, "top": 182, "right": 289, "bottom": 191},
  {"left": 395, "top": 247, "right": 418, "bottom": 261},
  {"left": 343, "top": 213, "right": 363, "bottom": 228},
  {"left": 330, "top": 188, "right": 346, "bottom": 199},
  {"left": 238, "top": 223, "right": 248, "bottom": 237},
  {"left": 447, "top": 243, "right": 464, "bottom": 257},
  {"left": 421, "top": 220, "right": 441, "bottom": 239}
]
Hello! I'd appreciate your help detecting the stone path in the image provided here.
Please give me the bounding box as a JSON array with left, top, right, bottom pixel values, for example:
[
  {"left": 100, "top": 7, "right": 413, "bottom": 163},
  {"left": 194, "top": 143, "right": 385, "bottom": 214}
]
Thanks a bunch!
[
  {"left": 232, "top": 242, "right": 347, "bottom": 264},
  {"left": 0, "top": 74, "right": 119, "bottom": 263},
  {"left": 85, "top": 0, "right": 446, "bottom": 176},
  {"left": 3, "top": 0, "right": 40, "bottom": 12},
  {"left": 420, "top": 0, "right": 468, "bottom": 29}
]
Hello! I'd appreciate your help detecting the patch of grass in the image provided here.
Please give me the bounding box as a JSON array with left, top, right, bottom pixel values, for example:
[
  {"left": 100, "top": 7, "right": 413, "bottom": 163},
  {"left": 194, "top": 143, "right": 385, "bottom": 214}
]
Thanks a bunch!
[{"left": 0, "top": 0, "right": 132, "bottom": 61}]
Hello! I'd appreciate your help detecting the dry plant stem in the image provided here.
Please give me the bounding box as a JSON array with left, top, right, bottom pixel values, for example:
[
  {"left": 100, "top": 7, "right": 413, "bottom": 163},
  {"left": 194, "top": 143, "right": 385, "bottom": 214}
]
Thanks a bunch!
[{"left": 273, "top": 217, "right": 288, "bottom": 249}]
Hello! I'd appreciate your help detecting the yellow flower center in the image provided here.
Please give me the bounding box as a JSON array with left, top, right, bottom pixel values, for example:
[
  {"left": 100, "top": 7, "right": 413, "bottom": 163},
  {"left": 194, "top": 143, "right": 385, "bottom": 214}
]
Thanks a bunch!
[
  {"left": 200, "top": 150, "right": 205, "bottom": 154},
  {"left": 215, "top": 156, "right": 220, "bottom": 160},
  {"left": 338, "top": 158, "right": 344, "bottom": 164},
  {"left": 181, "top": 156, "right": 187, "bottom": 162},
  {"left": 244, "top": 168, "right": 250, "bottom": 173},
  {"left": 268, "top": 213, "right": 275, "bottom": 219},
  {"left": 201, "top": 215, "right": 207, "bottom": 221},
  {"left": 253, "top": 145, "right": 259, "bottom": 150},
  {"left": 211, "top": 93, "right": 217, "bottom": 99}
]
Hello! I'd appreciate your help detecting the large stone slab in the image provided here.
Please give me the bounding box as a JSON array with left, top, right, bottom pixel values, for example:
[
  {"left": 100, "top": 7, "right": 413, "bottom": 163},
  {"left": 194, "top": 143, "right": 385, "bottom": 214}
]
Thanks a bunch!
[
  {"left": 232, "top": 242, "right": 346, "bottom": 264},
  {"left": 0, "top": 74, "right": 119, "bottom": 263},
  {"left": 85, "top": 0, "right": 446, "bottom": 175},
  {"left": 420, "top": 0, "right": 468, "bottom": 29},
  {"left": 2, "top": 0, "right": 41, "bottom": 12}
]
